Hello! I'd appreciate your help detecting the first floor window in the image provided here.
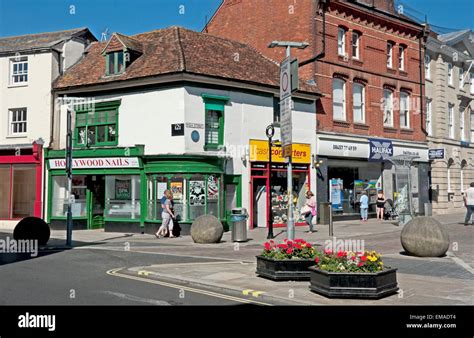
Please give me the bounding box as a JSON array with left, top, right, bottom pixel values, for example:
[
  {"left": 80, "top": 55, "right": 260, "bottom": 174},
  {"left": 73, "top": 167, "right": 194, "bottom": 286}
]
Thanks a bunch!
[
  {"left": 400, "top": 92, "right": 410, "bottom": 128},
  {"left": 9, "top": 108, "right": 27, "bottom": 135},
  {"left": 0, "top": 164, "right": 36, "bottom": 219},
  {"left": 426, "top": 99, "right": 432, "bottom": 136},
  {"left": 353, "top": 83, "right": 365, "bottom": 123},
  {"left": 10, "top": 57, "right": 28, "bottom": 84},
  {"left": 75, "top": 102, "right": 119, "bottom": 147},
  {"left": 460, "top": 68, "right": 465, "bottom": 89},
  {"left": 460, "top": 108, "right": 465, "bottom": 141},
  {"left": 448, "top": 104, "right": 454, "bottom": 139},
  {"left": 205, "top": 110, "right": 223, "bottom": 147},
  {"left": 383, "top": 89, "right": 393, "bottom": 126},
  {"left": 332, "top": 78, "right": 346, "bottom": 120}
]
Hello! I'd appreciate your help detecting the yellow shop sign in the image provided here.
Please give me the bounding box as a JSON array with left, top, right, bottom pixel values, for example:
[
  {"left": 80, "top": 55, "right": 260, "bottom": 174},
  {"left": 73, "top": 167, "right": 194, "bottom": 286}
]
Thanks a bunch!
[{"left": 249, "top": 140, "right": 311, "bottom": 164}]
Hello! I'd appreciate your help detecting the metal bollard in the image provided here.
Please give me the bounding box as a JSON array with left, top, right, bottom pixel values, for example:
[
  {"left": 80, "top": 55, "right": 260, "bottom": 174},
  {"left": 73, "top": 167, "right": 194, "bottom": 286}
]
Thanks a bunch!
[{"left": 329, "top": 204, "right": 333, "bottom": 237}]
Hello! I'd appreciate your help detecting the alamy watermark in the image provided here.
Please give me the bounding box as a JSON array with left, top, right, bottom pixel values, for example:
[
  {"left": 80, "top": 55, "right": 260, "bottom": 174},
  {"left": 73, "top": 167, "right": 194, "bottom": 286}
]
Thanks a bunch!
[
  {"left": 324, "top": 237, "right": 365, "bottom": 253},
  {"left": 0, "top": 237, "right": 38, "bottom": 257}
]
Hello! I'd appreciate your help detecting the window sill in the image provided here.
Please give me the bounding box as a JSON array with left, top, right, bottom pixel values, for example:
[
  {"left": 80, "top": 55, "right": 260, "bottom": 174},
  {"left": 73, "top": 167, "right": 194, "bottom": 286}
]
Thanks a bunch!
[
  {"left": 338, "top": 55, "right": 349, "bottom": 62},
  {"left": 399, "top": 70, "right": 408, "bottom": 76},
  {"left": 383, "top": 126, "right": 397, "bottom": 133},
  {"left": 386, "top": 68, "right": 396, "bottom": 75},
  {"left": 448, "top": 85, "right": 455, "bottom": 89},
  {"left": 400, "top": 128, "right": 414, "bottom": 134},
  {"left": 333, "top": 120, "right": 350, "bottom": 128},
  {"left": 8, "top": 83, "right": 28, "bottom": 88},
  {"left": 426, "top": 77, "right": 432, "bottom": 82},
  {"left": 204, "top": 144, "right": 222, "bottom": 151},
  {"left": 354, "top": 123, "right": 369, "bottom": 130},
  {"left": 6, "top": 134, "right": 27, "bottom": 139}
]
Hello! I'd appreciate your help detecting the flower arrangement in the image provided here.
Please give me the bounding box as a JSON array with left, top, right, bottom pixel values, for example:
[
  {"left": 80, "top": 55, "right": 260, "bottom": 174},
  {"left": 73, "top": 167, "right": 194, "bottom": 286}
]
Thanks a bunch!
[
  {"left": 314, "top": 250, "right": 385, "bottom": 273},
  {"left": 261, "top": 239, "right": 318, "bottom": 260}
]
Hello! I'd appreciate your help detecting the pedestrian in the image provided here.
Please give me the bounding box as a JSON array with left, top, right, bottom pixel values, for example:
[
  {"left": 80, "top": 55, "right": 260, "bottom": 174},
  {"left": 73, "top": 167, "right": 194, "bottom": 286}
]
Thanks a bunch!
[
  {"left": 463, "top": 182, "right": 474, "bottom": 225},
  {"left": 376, "top": 190, "right": 385, "bottom": 220},
  {"left": 303, "top": 190, "right": 317, "bottom": 233},
  {"left": 360, "top": 191, "right": 369, "bottom": 222},
  {"left": 155, "top": 190, "right": 176, "bottom": 238}
]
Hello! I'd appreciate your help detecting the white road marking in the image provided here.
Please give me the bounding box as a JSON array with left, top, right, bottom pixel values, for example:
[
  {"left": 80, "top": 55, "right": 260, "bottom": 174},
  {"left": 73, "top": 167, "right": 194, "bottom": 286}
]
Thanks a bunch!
[{"left": 102, "top": 291, "right": 171, "bottom": 305}]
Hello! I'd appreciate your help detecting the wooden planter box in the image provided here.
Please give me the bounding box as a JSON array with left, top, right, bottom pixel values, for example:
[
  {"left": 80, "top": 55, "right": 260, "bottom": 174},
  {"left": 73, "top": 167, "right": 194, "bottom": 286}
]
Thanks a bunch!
[
  {"left": 308, "top": 266, "right": 399, "bottom": 299},
  {"left": 256, "top": 255, "right": 315, "bottom": 281}
]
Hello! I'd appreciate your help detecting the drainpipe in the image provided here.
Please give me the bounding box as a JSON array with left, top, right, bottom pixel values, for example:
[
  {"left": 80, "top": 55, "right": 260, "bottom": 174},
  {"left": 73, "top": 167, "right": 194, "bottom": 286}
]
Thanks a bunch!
[{"left": 419, "top": 23, "right": 430, "bottom": 136}]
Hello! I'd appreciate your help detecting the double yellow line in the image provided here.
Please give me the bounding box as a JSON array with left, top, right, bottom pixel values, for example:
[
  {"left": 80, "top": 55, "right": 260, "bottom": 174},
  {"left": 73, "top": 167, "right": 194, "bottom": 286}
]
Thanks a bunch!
[{"left": 106, "top": 268, "right": 272, "bottom": 306}]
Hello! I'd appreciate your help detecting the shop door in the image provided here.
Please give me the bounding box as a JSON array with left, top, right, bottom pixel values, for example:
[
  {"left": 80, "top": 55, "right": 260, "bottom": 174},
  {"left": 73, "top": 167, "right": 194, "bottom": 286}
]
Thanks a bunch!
[
  {"left": 224, "top": 176, "right": 242, "bottom": 222},
  {"left": 88, "top": 175, "right": 105, "bottom": 229},
  {"left": 251, "top": 177, "right": 267, "bottom": 228}
]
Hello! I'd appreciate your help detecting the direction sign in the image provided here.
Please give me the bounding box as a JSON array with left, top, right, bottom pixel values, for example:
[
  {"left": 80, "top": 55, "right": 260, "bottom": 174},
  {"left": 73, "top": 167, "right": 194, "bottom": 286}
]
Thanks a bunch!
[
  {"left": 280, "top": 57, "right": 291, "bottom": 101},
  {"left": 280, "top": 97, "right": 292, "bottom": 158}
]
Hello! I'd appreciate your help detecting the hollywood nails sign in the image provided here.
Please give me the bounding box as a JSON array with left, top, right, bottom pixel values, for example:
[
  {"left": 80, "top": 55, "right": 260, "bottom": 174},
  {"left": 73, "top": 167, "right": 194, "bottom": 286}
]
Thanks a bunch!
[{"left": 49, "top": 157, "right": 140, "bottom": 169}]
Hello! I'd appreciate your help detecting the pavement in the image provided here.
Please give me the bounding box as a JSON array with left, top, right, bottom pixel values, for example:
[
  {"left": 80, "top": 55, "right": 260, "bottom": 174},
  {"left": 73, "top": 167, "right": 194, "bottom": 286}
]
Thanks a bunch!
[{"left": 1, "top": 212, "right": 472, "bottom": 305}]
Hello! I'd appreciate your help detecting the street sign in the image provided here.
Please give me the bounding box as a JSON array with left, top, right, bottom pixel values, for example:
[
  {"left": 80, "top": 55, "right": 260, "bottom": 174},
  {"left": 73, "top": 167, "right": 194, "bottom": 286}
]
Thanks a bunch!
[
  {"left": 428, "top": 148, "right": 445, "bottom": 160},
  {"left": 280, "top": 57, "right": 291, "bottom": 101},
  {"left": 280, "top": 97, "right": 292, "bottom": 154}
]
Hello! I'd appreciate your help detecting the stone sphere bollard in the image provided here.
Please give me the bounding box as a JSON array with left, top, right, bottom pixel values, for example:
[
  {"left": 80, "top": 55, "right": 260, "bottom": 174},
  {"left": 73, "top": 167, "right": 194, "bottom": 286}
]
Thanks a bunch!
[
  {"left": 190, "top": 215, "right": 224, "bottom": 244},
  {"left": 13, "top": 217, "right": 51, "bottom": 246},
  {"left": 400, "top": 216, "right": 449, "bottom": 257}
]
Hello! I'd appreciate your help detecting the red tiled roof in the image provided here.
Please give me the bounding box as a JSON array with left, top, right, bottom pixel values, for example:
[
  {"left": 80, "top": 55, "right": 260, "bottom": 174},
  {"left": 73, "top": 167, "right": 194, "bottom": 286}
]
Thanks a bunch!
[
  {"left": 102, "top": 33, "right": 143, "bottom": 54},
  {"left": 53, "top": 26, "right": 320, "bottom": 96}
]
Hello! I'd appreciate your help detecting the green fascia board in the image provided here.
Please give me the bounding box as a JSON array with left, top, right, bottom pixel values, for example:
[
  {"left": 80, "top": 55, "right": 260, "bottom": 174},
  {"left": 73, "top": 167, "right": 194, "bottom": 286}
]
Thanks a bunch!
[
  {"left": 74, "top": 99, "right": 122, "bottom": 112},
  {"left": 50, "top": 168, "right": 141, "bottom": 175},
  {"left": 44, "top": 145, "right": 144, "bottom": 159},
  {"left": 143, "top": 156, "right": 225, "bottom": 174}
]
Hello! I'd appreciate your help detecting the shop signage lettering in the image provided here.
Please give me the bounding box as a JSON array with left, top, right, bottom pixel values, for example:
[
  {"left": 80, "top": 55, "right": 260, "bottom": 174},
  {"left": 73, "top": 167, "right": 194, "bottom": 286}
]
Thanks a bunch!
[
  {"left": 49, "top": 157, "right": 140, "bottom": 169},
  {"left": 428, "top": 149, "right": 445, "bottom": 160},
  {"left": 332, "top": 144, "right": 358, "bottom": 151},
  {"left": 249, "top": 140, "right": 311, "bottom": 164},
  {"left": 318, "top": 139, "right": 369, "bottom": 158},
  {"left": 368, "top": 138, "right": 393, "bottom": 162}
]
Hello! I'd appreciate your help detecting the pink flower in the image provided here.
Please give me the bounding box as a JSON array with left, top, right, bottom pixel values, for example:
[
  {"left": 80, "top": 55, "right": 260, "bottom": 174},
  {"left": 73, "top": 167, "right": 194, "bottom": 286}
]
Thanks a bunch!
[
  {"left": 286, "top": 248, "right": 294, "bottom": 255},
  {"left": 315, "top": 257, "right": 320, "bottom": 264},
  {"left": 264, "top": 242, "right": 271, "bottom": 250},
  {"left": 324, "top": 249, "right": 333, "bottom": 255},
  {"left": 306, "top": 243, "right": 312, "bottom": 248}
]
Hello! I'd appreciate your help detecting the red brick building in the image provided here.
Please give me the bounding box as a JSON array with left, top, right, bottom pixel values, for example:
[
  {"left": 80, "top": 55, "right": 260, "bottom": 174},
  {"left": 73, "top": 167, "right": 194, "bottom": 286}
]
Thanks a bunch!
[{"left": 207, "top": 0, "right": 431, "bottom": 218}]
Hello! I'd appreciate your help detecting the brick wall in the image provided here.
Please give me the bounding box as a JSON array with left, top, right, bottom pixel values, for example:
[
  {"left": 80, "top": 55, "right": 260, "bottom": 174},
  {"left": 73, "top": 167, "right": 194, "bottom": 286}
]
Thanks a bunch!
[{"left": 207, "top": 0, "right": 426, "bottom": 142}]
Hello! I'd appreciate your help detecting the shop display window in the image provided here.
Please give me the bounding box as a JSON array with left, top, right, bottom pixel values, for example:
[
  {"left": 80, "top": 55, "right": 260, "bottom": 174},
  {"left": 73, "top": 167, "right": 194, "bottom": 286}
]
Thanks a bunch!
[
  {"left": 147, "top": 176, "right": 168, "bottom": 220},
  {"left": 189, "top": 174, "right": 206, "bottom": 220},
  {"left": 105, "top": 175, "right": 141, "bottom": 219},
  {"left": 0, "top": 164, "right": 36, "bottom": 219},
  {"left": 0, "top": 165, "right": 11, "bottom": 218},
  {"left": 51, "top": 175, "right": 87, "bottom": 217}
]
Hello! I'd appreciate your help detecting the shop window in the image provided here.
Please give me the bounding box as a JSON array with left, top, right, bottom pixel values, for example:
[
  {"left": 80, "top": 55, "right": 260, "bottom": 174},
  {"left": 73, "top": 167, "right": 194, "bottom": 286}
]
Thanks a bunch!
[
  {"left": 189, "top": 174, "right": 206, "bottom": 220},
  {"left": 105, "top": 175, "right": 141, "bottom": 219},
  {"left": 207, "top": 174, "right": 220, "bottom": 217},
  {"left": 332, "top": 78, "right": 346, "bottom": 121},
  {"left": 170, "top": 175, "right": 185, "bottom": 220},
  {"left": 0, "top": 164, "right": 36, "bottom": 219},
  {"left": 51, "top": 175, "right": 87, "bottom": 217},
  {"left": 383, "top": 89, "right": 394, "bottom": 127},
  {"left": 147, "top": 175, "right": 168, "bottom": 220},
  {"left": 74, "top": 101, "right": 119, "bottom": 148},
  {"left": 0, "top": 165, "right": 11, "bottom": 218},
  {"left": 12, "top": 165, "right": 36, "bottom": 218}
]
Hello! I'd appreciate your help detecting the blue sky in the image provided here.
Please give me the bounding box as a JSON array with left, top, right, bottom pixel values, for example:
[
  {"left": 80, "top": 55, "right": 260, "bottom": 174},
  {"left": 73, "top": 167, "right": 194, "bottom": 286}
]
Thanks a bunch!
[{"left": 0, "top": 0, "right": 472, "bottom": 38}]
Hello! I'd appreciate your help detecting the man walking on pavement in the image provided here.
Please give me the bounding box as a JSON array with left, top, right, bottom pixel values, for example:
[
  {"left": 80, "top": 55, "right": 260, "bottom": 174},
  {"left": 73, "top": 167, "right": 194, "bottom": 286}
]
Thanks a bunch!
[{"left": 463, "top": 182, "right": 474, "bottom": 225}]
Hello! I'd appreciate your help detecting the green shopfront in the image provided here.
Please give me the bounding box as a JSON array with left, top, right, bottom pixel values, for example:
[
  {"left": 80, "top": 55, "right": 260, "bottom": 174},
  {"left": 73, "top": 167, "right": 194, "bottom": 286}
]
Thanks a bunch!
[{"left": 45, "top": 147, "right": 234, "bottom": 234}]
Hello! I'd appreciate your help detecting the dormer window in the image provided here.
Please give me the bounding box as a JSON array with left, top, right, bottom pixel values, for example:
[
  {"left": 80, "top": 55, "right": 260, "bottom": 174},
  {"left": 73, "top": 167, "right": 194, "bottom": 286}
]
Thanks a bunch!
[{"left": 106, "top": 51, "right": 125, "bottom": 75}]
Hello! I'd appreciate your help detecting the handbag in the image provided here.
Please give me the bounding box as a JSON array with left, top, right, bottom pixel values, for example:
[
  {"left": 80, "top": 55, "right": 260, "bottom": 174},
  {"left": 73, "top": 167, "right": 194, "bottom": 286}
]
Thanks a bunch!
[{"left": 300, "top": 205, "right": 311, "bottom": 215}]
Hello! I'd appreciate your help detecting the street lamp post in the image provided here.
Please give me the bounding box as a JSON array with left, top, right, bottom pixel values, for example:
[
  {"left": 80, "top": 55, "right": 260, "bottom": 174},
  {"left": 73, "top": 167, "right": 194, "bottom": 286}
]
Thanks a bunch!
[
  {"left": 268, "top": 40, "right": 308, "bottom": 241},
  {"left": 266, "top": 124, "right": 275, "bottom": 239},
  {"left": 66, "top": 107, "right": 73, "bottom": 246}
]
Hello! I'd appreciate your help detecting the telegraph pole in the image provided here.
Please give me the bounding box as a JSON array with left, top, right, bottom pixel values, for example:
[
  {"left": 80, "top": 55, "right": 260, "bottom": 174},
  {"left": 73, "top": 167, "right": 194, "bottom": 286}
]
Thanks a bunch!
[{"left": 268, "top": 41, "right": 308, "bottom": 240}]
